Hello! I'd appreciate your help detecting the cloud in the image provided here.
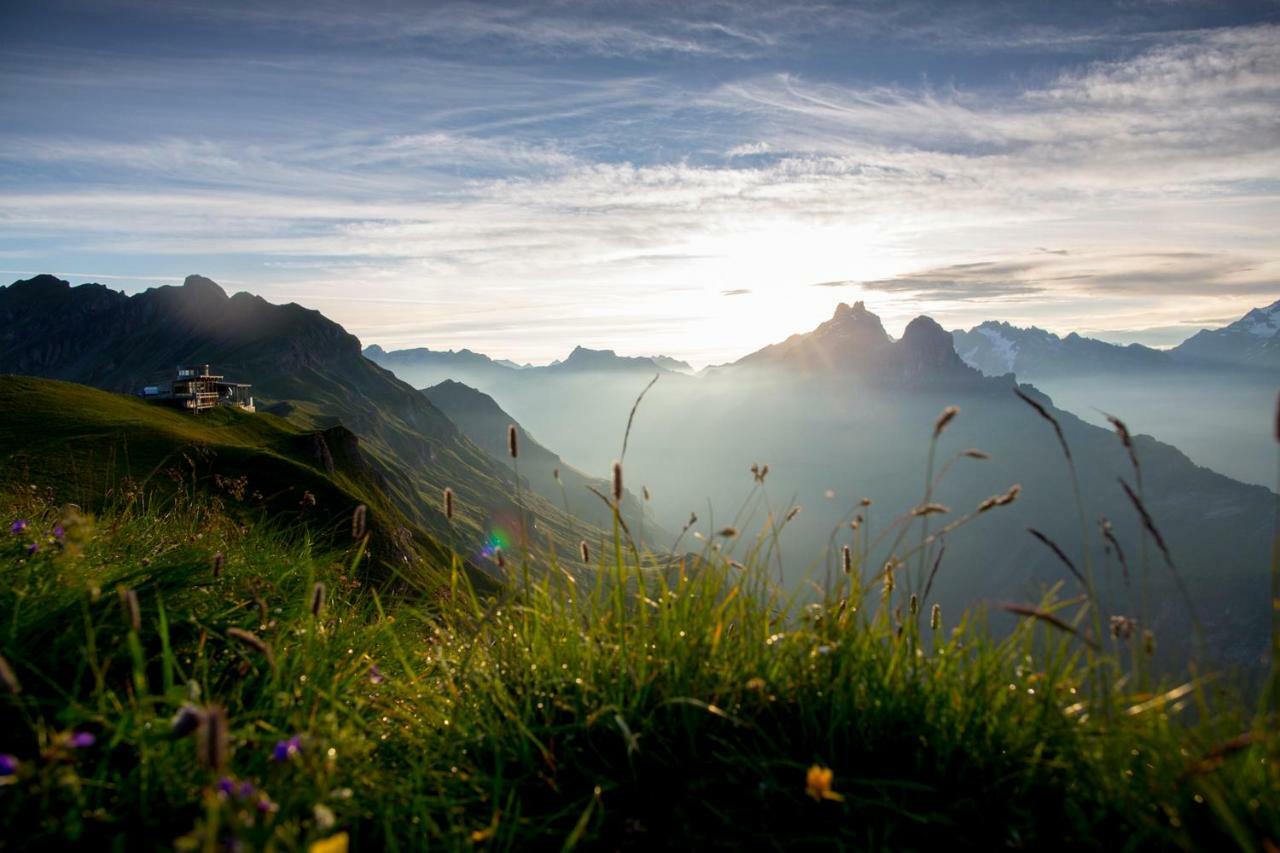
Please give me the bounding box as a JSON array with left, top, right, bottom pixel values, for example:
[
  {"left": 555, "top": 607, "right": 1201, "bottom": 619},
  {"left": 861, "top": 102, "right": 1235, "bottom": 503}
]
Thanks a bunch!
[
  {"left": 859, "top": 262, "right": 1050, "bottom": 302},
  {"left": 1, "top": 12, "right": 1277, "bottom": 362},
  {"left": 721, "top": 288, "right": 751, "bottom": 296},
  {"left": 857, "top": 252, "right": 1278, "bottom": 303},
  {"left": 726, "top": 141, "right": 772, "bottom": 158}
]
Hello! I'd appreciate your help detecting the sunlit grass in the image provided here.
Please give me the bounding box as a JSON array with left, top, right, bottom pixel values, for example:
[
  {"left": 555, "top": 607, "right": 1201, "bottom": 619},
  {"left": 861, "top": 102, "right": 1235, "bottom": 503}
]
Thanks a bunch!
[{"left": 0, "top": 467, "right": 1276, "bottom": 850}]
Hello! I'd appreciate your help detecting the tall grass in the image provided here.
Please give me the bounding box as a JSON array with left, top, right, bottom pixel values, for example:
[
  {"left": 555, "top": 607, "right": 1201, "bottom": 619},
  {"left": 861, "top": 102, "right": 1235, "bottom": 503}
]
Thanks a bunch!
[{"left": 0, "top": 394, "right": 1277, "bottom": 850}]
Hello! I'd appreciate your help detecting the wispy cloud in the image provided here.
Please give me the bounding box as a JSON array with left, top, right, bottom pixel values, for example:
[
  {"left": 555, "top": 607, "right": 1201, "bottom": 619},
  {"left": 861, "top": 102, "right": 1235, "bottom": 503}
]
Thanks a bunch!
[{"left": 1, "top": 6, "right": 1277, "bottom": 362}]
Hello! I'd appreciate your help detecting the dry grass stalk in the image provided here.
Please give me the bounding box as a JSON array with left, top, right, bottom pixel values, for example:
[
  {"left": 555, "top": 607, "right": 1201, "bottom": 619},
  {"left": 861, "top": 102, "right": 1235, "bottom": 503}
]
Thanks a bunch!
[
  {"left": 1105, "top": 413, "right": 1141, "bottom": 480},
  {"left": 1001, "top": 603, "right": 1098, "bottom": 649},
  {"left": 0, "top": 653, "right": 20, "bottom": 694},
  {"left": 911, "top": 503, "right": 950, "bottom": 517},
  {"left": 198, "top": 704, "right": 229, "bottom": 771},
  {"left": 1027, "top": 528, "right": 1088, "bottom": 590},
  {"left": 1014, "top": 387, "right": 1071, "bottom": 462},
  {"left": 921, "top": 542, "right": 946, "bottom": 605},
  {"left": 119, "top": 587, "right": 141, "bottom": 632},
  {"left": 1118, "top": 478, "right": 1174, "bottom": 568},
  {"left": 227, "top": 627, "right": 275, "bottom": 667},
  {"left": 310, "top": 582, "right": 326, "bottom": 617},
  {"left": 1099, "top": 517, "right": 1130, "bottom": 587}
]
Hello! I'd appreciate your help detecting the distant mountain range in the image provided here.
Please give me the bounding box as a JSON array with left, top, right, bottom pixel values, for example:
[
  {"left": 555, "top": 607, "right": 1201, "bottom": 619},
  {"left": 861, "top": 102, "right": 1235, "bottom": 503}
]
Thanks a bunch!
[
  {"left": 3, "top": 274, "right": 1275, "bottom": 669},
  {"left": 368, "top": 298, "right": 1276, "bottom": 668},
  {"left": 364, "top": 343, "right": 690, "bottom": 392},
  {"left": 949, "top": 298, "right": 1278, "bottom": 488},
  {"left": 952, "top": 298, "right": 1280, "bottom": 379}
]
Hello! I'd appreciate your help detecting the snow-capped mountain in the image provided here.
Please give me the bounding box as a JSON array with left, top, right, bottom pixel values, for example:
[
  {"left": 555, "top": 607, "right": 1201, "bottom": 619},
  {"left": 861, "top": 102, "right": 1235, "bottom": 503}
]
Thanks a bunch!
[
  {"left": 951, "top": 322, "right": 1170, "bottom": 380},
  {"left": 1172, "top": 298, "right": 1280, "bottom": 370}
]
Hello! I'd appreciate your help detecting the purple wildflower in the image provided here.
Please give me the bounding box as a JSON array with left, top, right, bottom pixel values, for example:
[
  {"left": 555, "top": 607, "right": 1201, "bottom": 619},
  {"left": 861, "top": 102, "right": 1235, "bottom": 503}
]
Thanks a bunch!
[
  {"left": 10, "top": 520, "right": 27, "bottom": 535},
  {"left": 369, "top": 664, "right": 385, "bottom": 685},
  {"left": 272, "top": 735, "right": 302, "bottom": 762},
  {"left": 170, "top": 704, "right": 203, "bottom": 738},
  {"left": 239, "top": 780, "right": 256, "bottom": 799},
  {"left": 0, "top": 754, "right": 18, "bottom": 776},
  {"left": 256, "top": 795, "right": 278, "bottom": 813},
  {"left": 67, "top": 731, "right": 95, "bottom": 749},
  {"left": 25, "top": 543, "right": 38, "bottom": 555},
  {"left": 52, "top": 526, "right": 65, "bottom": 540},
  {"left": 216, "top": 777, "right": 236, "bottom": 797}
]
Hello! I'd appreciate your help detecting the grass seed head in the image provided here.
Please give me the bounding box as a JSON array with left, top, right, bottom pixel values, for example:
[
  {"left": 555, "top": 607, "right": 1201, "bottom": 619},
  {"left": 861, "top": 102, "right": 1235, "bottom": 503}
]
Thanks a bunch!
[
  {"left": 930, "top": 604, "right": 941, "bottom": 630},
  {"left": 310, "top": 582, "right": 326, "bottom": 617},
  {"left": 227, "top": 627, "right": 274, "bottom": 667},
  {"left": 579, "top": 540, "right": 590, "bottom": 563},
  {"left": 933, "top": 406, "right": 959, "bottom": 438},
  {"left": 841, "top": 545, "right": 852, "bottom": 575},
  {"left": 212, "top": 551, "right": 224, "bottom": 578},
  {"left": 443, "top": 487, "right": 454, "bottom": 521},
  {"left": 507, "top": 424, "right": 518, "bottom": 459},
  {"left": 612, "top": 461, "right": 623, "bottom": 503},
  {"left": 351, "top": 504, "right": 367, "bottom": 540}
]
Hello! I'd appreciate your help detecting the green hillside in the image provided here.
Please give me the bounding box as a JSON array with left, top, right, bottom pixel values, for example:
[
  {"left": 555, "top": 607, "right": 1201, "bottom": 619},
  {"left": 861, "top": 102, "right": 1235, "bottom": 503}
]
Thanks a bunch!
[
  {"left": 0, "top": 275, "right": 607, "bottom": 569},
  {"left": 0, "top": 375, "right": 471, "bottom": 587}
]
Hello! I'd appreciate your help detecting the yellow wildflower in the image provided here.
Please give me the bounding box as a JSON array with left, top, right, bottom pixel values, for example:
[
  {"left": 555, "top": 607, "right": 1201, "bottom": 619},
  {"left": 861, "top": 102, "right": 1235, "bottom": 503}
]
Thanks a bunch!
[
  {"left": 309, "top": 832, "right": 349, "bottom": 853},
  {"left": 805, "top": 765, "right": 844, "bottom": 802}
]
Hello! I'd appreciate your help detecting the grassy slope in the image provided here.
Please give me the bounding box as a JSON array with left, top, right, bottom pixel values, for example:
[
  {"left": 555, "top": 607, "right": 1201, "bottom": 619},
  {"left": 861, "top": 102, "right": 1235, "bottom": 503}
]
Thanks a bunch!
[
  {"left": 0, "top": 375, "right": 474, "bottom": 588},
  {"left": 0, "top": 480, "right": 1277, "bottom": 849}
]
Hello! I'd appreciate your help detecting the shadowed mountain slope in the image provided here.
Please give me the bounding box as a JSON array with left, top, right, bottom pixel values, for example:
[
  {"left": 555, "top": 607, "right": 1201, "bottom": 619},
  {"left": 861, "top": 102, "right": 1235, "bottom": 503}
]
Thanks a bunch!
[
  {"left": 0, "top": 274, "right": 601, "bottom": 565},
  {"left": 423, "top": 379, "right": 663, "bottom": 537}
]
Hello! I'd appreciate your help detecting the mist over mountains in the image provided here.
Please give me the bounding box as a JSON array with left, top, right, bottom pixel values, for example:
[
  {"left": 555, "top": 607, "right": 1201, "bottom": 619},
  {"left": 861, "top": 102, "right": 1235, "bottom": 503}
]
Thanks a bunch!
[
  {"left": 2, "top": 274, "right": 1276, "bottom": 670},
  {"left": 951, "top": 300, "right": 1279, "bottom": 486},
  {"left": 371, "top": 298, "right": 1278, "bottom": 670}
]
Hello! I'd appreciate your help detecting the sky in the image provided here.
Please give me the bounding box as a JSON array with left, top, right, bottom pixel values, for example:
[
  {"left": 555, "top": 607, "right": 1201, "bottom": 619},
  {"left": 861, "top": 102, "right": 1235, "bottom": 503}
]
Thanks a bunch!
[{"left": 1, "top": 0, "right": 1278, "bottom": 366}]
